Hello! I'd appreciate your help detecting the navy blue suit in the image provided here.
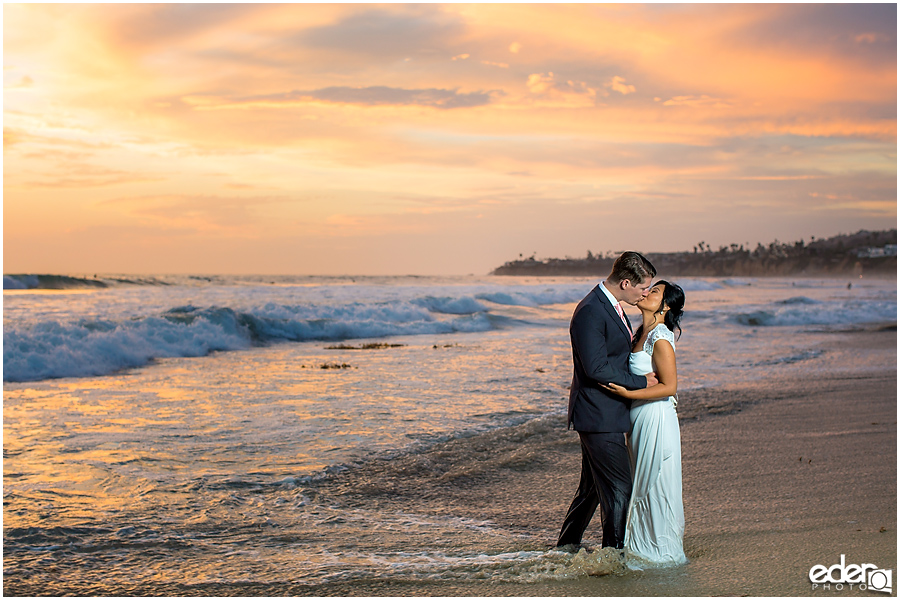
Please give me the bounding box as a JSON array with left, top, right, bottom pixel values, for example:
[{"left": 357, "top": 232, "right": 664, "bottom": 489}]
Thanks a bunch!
[
  {"left": 558, "top": 284, "right": 648, "bottom": 548},
  {"left": 567, "top": 285, "right": 647, "bottom": 432}
]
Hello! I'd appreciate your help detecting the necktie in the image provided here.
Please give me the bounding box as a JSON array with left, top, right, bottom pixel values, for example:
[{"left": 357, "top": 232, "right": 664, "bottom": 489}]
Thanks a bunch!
[{"left": 615, "top": 303, "right": 634, "bottom": 338}]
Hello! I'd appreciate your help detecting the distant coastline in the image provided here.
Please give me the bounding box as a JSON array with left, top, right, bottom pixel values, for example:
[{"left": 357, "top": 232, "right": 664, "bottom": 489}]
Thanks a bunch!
[
  {"left": 2, "top": 274, "right": 171, "bottom": 290},
  {"left": 491, "top": 229, "right": 897, "bottom": 278}
]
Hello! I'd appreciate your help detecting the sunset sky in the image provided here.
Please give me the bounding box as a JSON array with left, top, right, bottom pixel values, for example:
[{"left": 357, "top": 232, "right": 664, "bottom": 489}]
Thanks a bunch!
[{"left": 4, "top": 3, "right": 897, "bottom": 275}]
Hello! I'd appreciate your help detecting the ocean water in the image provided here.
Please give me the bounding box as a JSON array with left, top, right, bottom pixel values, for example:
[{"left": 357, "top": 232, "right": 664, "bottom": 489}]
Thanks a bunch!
[{"left": 3, "top": 274, "right": 896, "bottom": 594}]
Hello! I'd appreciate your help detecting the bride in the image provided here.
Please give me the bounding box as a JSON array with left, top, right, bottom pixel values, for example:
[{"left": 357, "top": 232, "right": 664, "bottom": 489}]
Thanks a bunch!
[{"left": 602, "top": 280, "right": 687, "bottom": 566}]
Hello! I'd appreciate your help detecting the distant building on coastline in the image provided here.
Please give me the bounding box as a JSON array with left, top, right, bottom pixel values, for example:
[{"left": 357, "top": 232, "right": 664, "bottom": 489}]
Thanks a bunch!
[{"left": 856, "top": 244, "right": 898, "bottom": 258}]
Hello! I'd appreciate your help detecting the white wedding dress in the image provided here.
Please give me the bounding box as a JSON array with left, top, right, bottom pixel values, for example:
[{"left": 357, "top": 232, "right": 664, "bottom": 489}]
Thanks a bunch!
[{"left": 624, "top": 323, "right": 687, "bottom": 567}]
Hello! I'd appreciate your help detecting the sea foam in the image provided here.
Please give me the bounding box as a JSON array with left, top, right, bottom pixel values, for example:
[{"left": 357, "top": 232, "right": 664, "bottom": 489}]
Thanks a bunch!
[
  {"left": 5, "top": 276, "right": 894, "bottom": 382},
  {"left": 2, "top": 299, "right": 498, "bottom": 382},
  {"left": 3, "top": 315, "right": 252, "bottom": 382}
]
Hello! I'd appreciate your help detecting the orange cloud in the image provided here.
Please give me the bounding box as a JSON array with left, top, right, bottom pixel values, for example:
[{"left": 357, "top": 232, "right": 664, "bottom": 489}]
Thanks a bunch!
[
  {"left": 856, "top": 32, "right": 891, "bottom": 44},
  {"left": 3, "top": 3, "right": 895, "bottom": 275},
  {"left": 522, "top": 72, "right": 598, "bottom": 108},
  {"left": 185, "top": 86, "right": 497, "bottom": 111},
  {"left": 662, "top": 95, "right": 732, "bottom": 109},
  {"left": 608, "top": 76, "right": 636, "bottom": 95}
]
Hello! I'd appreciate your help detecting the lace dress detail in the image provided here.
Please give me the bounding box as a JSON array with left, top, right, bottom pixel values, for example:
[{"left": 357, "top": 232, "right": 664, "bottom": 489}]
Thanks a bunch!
[
  {"left": 643, "top": 324, "right": 675, "bottom": 356},
  {"left": 632, "top": 325, "right": 677, "bottom": 407}
]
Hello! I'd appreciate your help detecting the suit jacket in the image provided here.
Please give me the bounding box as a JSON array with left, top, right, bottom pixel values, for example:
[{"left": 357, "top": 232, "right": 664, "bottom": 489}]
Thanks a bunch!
[{"left": 567, "top": 284, "right": 648, "bottom": 432}]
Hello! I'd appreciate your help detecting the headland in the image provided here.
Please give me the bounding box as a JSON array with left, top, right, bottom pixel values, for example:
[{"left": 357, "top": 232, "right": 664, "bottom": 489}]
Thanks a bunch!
[{"left": 492, "top": 229, "right": 897, "bottom": 278}]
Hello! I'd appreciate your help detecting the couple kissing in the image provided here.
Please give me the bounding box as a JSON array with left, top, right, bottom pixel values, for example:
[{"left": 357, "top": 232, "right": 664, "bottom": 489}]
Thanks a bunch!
[{"left": 558, "top": 251, "right": 688, "bottom": 567}]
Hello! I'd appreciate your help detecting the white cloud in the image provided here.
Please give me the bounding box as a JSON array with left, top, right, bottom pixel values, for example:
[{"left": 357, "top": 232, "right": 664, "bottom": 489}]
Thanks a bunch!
[
  {"left": 524, "top": 72, "right": 597, "bottom": 108},
  {"left": 608, "top": 76, "right": 636, "bottom": 95},
  {"left": 526, "top": 72, "right": 554, "bottom": 94}
]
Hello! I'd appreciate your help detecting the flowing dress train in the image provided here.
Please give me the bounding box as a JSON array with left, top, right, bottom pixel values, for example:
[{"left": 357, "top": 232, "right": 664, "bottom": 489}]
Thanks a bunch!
[{"left": 624, "top": 324, "right": 687, "bottom": 567}]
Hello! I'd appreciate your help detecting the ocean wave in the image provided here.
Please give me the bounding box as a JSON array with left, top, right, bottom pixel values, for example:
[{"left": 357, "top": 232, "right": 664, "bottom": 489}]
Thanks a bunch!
[
  {"left": 721, "top": 278, "right": 754, "bottom": 287},
  {"left": 778, "top": 296, "right": 820, "bottom": 305},
  {"left": 476, "top": 281, "right": 720, "bottom": 305},
  {"left": 3, "top": 275, "right": 31, "bottom": 290},
  {"left": 303, "top": 546, "right": 627, "bottom": 584},
  {"left": 670, "top": 279, "right": 723, "bottom": 291},
  {"left": 3, "top": 314, "right": 252, "bottom": 382},
  {"left": 475, "top": 288, "right": 584, "bottom": 307},
  {"left": 4, "top": 274, "right": 108, "bottom": 290},
  {"left": 733, "top": 299, "right": 896, "bottom": 327},
  {"left": 4, "top": 274, "right": 193, "bottom": 290},
  {"left": 106, "top": 276, "right": 174, "bottom": 286},
  {"left": 411, "top": 296, "right": 488, "bottom": 314},
  {"left": 755, "top": 349, "right": 825, "bottom": 366},
  {"left": 3, "top": 300, "right": 497, "bottom": 382}
]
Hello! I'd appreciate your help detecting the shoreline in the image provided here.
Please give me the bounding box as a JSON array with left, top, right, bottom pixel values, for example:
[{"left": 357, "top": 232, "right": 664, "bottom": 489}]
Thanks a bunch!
[
  {"left": 4, "top": 327, "right": 895, "bottom": 596},
  {"left": 296, "top": 326, "right": 898, "bottom": 597}
]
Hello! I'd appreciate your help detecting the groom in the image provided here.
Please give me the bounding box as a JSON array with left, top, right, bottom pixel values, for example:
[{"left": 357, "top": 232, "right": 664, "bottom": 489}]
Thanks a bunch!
[{"left": 557, "top": 251, "right": 657, "bottom": 550}]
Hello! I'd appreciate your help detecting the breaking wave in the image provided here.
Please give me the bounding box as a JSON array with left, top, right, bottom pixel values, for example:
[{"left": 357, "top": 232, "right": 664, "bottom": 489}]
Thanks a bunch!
[
  {"left": 4, "top": 297, "right": 524, "bottom": 382},
  {"left": 4, "top": 274, "right": 108, "bottom": 290},
  {"left": 733, "top": 298, "right": 895, "bottom": 327}
]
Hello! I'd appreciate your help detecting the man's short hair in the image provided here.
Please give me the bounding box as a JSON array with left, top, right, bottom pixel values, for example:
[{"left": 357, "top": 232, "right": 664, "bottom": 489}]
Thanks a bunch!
[{"left": 609, "top": 251, "right": 656, "bottom": 285}]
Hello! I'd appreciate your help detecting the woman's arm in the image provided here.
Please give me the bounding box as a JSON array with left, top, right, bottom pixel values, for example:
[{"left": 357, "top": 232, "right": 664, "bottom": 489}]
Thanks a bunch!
[{"left": 601, "top": 339, "right": 677, "bottom": 400}]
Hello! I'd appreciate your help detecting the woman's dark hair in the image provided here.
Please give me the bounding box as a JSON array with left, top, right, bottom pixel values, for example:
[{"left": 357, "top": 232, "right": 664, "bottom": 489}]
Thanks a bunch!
[{"left": 633, "top": 280, "right": 685, "bottom": 342}]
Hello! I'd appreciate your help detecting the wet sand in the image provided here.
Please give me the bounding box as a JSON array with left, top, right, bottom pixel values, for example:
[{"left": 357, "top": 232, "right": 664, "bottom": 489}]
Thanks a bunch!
[{"left": 289, "top": 326, "right": 897, "bottom": 597}]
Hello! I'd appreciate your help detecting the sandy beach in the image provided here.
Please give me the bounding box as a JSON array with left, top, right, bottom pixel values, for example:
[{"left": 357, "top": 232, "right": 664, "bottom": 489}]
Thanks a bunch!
[{"left": 279, "top": 325, "right": 897, "bottom": 597}]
